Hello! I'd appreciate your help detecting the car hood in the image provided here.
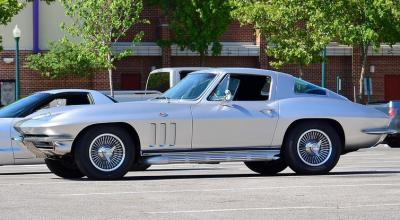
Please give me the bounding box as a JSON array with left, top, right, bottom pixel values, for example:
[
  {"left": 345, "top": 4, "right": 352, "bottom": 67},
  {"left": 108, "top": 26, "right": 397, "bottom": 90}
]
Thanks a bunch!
[{"left": 23, "top": 100, "right": 184, "bottom": 123}]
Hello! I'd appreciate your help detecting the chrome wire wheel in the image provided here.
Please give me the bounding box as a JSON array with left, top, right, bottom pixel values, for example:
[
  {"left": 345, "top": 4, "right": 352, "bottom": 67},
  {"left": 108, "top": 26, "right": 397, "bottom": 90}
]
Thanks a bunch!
[
  {"left": 88, "top": 133, "right": 126, "bottom": 172},
  {"left": 296, "top": 129, "right": 332, "bottom": 167}
]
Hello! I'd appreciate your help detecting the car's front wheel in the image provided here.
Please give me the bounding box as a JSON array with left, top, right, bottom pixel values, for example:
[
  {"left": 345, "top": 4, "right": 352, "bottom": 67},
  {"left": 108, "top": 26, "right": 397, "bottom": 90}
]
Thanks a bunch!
[
  {"left": 74, "top": 125, "right": 135, "bottom": 180},
  {"left": 45, "top": 157, "right": 85, "bottom": 179},
  {"left": 283, "top": 121, "right": 342, "bottom": 175},
  {"left": 244, "top": 158, "right": 287, "bottom": 175}
]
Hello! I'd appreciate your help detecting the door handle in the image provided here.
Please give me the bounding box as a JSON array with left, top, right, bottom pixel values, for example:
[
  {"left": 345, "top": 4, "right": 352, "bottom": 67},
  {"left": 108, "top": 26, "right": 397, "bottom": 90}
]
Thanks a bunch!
[
  {"left": 260, "top": 108, "right": 276, "bottom": 117},
  {"left": 159, "top": 112, "right": 168, "bottom": 117}
]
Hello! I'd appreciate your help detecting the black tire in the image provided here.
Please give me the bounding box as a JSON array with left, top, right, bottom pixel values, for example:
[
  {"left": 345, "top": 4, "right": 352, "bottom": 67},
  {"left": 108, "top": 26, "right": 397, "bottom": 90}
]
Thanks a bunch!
[
  {"left": 45, "top": 157, "right": 85, "bottom": 179},
  {"left": 131, "top": 161, "right": 151, "bottom": 171},
  {"left": 385, "top": 135, "right": 400, "bottom": 148},
  {"left": 244, "top": 158, "right": 287, "bottom": 175},
  {"left": 283, "top": 121, "right": 342, "bottom": 175},
  {"left": 74, "top": 125, "right": 135, "bottom": 180}
]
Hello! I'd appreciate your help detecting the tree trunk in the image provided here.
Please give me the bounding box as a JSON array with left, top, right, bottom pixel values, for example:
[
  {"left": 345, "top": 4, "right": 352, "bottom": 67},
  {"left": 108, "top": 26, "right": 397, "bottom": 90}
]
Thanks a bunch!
[
  {"left": 298, "top": 65, "right": 304, "bottom": 79},
  {"left": 200, "top": 52, "right": 205, "bottom": 67},
  {"left": 107, "top": 53, "right": 114, "bottom": 98},
  {"left": 358, "top": 45, "right": 368, "bottom": 103}
]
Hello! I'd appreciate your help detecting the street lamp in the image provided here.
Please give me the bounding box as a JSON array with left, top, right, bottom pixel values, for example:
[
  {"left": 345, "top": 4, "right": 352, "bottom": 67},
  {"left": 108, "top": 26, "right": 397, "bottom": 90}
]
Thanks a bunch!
[
  {"left": 321, "top": 46, "right": 327, "bottom": 88},
  {"left": 13, "top": 25, "right": 21, "bottom": 100}
]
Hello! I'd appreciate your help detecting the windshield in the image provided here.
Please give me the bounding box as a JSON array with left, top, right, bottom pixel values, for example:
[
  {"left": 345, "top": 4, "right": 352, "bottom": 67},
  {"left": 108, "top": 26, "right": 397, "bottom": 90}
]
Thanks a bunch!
[
  {"left": 162, "top": 73, "right": 216, "bottom": 100},
  {"left": 0, "top": 93, "right": 50, "bottom": 118}
]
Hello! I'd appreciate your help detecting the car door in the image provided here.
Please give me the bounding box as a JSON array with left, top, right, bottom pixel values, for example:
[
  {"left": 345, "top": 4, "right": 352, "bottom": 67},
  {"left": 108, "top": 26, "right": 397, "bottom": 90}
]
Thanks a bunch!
[{"left": 191, "top": 73, "right": 279, "bottom": 149}]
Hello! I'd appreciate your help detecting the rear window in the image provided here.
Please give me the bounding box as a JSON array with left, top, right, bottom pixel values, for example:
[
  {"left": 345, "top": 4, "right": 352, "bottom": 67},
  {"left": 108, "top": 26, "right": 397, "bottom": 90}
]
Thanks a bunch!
[
  {"left": 147, "top": 72, "right": 170, "bottom": 93},
  {"left": 294, "top": 79, "right": 326, "bottom": 95},
  {"left": 179, "top": 70, "right": 194, "bottom": 80}
]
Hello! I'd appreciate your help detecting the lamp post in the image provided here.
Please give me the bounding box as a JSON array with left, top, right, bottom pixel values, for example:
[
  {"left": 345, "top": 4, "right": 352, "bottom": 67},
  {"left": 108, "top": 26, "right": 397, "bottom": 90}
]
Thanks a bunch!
[
  {"left": 13, "top": 25, "right": 21, "bottom": 100},
  {"left": 321, "top": 46, "right": 327, "bottom": 88}
]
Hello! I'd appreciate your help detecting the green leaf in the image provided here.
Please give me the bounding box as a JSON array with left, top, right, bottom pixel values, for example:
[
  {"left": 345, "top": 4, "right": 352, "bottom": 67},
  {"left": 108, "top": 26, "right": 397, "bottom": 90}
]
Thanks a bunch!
[{"left": 153, "top": 0, "right": 233, "bottom": 65}]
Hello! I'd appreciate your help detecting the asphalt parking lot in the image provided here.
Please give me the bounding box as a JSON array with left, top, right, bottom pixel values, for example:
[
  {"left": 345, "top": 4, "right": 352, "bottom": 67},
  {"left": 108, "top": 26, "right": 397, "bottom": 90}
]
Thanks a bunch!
[{"left": 0, "top": 145, "right": 399, "bottom": 220}]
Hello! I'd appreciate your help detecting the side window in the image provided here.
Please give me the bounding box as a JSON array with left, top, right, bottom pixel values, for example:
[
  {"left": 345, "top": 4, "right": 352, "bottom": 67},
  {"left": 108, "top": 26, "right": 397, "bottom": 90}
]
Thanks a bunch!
[
  {"left": 209, "top": 74, "right": 271, "bottom": 101},
  {"left": 209, "top": 75, "right": 240, "bottom": 101},
  {"left": 294, "top": 78, "right": 326, "bottom": 95},
  {"left": 48, "top": 99, "right": 67, "bottom": 108},
  {"left": 37, "top": 93, "right": 91, "bottom": 111}
]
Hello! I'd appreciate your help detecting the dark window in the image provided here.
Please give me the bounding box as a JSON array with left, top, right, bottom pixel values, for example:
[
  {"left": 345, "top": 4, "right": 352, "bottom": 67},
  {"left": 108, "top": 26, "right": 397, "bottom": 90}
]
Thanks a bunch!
[
  {"left": 146, "top": 72, "right": 170, "bottom": 93},
  {"left": 38, "top": 93, "right": 91, "bottom": 110},
  {"left": 209, "top": 74, "right": 271, "bottom": 101},
  {"left": 294, "top": 79, "right": 326, "bottom": 95},
  {"left": 179, "top": 70, "right": 195, "bottom": 80}
]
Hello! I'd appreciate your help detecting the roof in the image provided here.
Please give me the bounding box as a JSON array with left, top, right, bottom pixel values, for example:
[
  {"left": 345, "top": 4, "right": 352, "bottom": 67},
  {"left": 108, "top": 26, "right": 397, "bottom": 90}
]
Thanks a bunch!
[
  {"left": 36, "top": 89, "right": 98, "bottom": 94},
  {"left": 149, "top": 67, "right": 211, "bottom": 74},
  {"left": 191, "top": 67, "right": 295, "bottom": 78}
]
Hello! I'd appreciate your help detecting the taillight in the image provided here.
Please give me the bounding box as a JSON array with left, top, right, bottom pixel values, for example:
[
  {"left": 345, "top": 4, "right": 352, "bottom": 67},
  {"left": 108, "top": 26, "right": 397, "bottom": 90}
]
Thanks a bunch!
[{"left": 389, "top": 107, "right": 396, "bottom": 118}]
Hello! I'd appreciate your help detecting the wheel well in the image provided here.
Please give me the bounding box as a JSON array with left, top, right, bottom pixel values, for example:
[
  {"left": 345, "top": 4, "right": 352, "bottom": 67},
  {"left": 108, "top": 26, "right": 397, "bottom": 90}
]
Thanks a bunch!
[
  {"left": 71, "top": 123, "right": 141, "bottom": 160},
  {"left": 282, "top": 119, "right": 345, "bottom": 152}
]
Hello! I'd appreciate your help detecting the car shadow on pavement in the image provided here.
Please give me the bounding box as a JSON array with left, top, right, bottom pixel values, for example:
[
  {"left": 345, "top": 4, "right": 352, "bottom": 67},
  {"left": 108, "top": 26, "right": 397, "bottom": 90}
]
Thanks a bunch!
[
  {"left": 0, "top": 171, "right": 50, "bottom": 176},
  {"left": 66, "top": 170, "right": 400, "bottom": 181}
]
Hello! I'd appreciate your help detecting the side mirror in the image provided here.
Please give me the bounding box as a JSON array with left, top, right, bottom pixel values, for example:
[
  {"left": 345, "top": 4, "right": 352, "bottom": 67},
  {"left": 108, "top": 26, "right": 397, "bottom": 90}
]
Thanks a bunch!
[
  {"left": 224, "top": 90, "right": 233, "bottom": 101},
  {"left": 221, "top": 90, "right": 233, "bottom": 107}
]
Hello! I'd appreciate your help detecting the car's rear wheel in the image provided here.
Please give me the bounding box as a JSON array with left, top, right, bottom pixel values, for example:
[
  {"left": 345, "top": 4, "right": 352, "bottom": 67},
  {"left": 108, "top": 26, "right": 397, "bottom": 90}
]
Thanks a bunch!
[
  {"left": 45, "top": 157, "right": 85, "bottom": 179},
  {"left": 244, "top": 158, "right": 287, "bottom": 175},
  {"left": 74, "top": 125, "right": 135, "bottom": 180},
  {"left": 283, "top": 121, "right": 342, "bottom": 175}
]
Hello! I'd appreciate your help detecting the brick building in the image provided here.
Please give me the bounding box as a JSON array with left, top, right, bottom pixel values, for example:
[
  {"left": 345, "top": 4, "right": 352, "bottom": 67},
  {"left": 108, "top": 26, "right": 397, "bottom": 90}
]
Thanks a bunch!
[{"left": 1, "top": 1, "right": 400, "bottom": 103}]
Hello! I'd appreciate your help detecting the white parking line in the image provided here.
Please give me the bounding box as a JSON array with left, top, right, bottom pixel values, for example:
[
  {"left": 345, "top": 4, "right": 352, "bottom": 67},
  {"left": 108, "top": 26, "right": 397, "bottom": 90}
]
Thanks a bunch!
[
  {"left": 59, "top": 183, "right": 400, "bottom": 197},
  {"left": 343, "top": 154, "right": 385, "bottom": 157},
  {"left": 145, "top": 203, "right": 400, "bottom": 214}
]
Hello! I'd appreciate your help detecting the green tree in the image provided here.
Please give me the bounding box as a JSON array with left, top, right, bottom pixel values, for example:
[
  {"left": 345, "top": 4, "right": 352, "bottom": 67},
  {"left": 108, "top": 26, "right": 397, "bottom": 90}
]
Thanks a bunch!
[
  {"left": 57, "top": 0, "right": 146, "bottom": 97},
  {"left": 231, "top": 0, "right": 331, "bottom": 78},
  {"left": 26, "top": 39, "right": 105, "bottom": 79},
  {"left": 323, "top": 0, "right": 400, "bottom": 102},
  {"left": 0, "top": 0, "right": 24, "bottom": 51},
  {"left": 151, "top": 0, "right": 233, "bottom": 66}
]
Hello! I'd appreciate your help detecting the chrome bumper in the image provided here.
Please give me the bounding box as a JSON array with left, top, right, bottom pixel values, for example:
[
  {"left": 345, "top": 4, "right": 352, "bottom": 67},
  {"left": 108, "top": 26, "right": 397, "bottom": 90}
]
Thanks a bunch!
[
  {"left": 12, "top": 135, "right": 74, "bottom": 158},
  {"left": 362, "top": 128, "right": 398, "bottom": 135},
  {"left": 362, "top": 128, "right": 398, "bottom": 147}
]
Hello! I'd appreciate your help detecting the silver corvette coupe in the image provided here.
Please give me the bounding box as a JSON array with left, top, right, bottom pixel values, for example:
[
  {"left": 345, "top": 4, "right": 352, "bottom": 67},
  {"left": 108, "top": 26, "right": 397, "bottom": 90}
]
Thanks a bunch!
[{"left": 14, "top": 68, "right": 394, "bottom": 180}]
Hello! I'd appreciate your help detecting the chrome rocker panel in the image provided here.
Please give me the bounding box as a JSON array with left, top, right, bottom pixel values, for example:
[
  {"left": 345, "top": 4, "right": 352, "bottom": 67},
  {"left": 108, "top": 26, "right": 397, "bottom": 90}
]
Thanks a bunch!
[{"left": 142, "top": 148, "right": 281, "bottom": 165}]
